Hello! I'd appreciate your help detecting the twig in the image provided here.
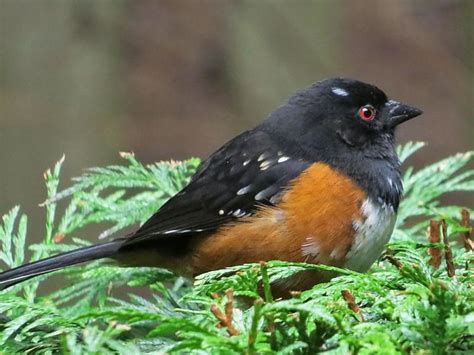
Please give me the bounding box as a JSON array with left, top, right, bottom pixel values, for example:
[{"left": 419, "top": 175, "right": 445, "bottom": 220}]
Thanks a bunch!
[
  {"left": 384, "top": 255, "right": 403, "bottom": 269},
  {"left": 460, "top": 209, "right": 473, "bottom": 251},
  {"left": 224, "top": 289, "right": 234, "bottom": 327},
  {"left": 428, "top": 220, "right": 442, "bottom": 269},
  {"left": 341, "top": 289, "right": 365, "bottom": 321},
  {"left": 210, "top": 288, "right": 239, "bottom": 336},
  {"left": 441, "top": 220, "right": 456, "bottom": 278}
]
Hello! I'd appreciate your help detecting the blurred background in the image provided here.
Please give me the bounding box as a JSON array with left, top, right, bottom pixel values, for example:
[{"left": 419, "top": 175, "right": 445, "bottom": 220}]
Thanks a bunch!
[{"left": 1, "top": 0, "right": 473, "bottom": 243}]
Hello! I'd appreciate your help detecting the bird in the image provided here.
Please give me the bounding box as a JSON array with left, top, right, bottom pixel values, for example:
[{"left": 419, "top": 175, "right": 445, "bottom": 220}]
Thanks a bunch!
[{"left": 0, "top": 78, "right": 422, "bottom": 295}]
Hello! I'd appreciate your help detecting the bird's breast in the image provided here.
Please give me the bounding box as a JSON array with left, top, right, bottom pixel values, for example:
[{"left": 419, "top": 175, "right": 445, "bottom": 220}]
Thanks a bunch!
[{"left": 343, "top": 199, "right": 396, "bottom": 272}]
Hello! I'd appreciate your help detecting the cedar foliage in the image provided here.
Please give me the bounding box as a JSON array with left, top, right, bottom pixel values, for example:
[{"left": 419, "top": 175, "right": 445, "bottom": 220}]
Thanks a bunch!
[{"left": 0, "top": 143, "right": 472, "bottom": 354}]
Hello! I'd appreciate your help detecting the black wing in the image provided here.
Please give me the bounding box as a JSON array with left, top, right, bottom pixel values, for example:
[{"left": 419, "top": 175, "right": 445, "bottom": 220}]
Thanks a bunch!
[{"left": 124, "top": 129, "right": 310, "bottom": 246}]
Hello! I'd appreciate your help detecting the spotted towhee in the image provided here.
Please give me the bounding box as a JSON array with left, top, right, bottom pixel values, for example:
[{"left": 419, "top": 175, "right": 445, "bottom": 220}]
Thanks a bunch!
[{"left": 0, "top": 78, "right": 422, "bottom": 294}]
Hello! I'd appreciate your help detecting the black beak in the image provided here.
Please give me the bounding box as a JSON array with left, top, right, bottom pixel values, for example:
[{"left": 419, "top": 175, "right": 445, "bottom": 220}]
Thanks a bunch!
[{"left": 385, "top": 100, "right": 423, "bottom": 128}]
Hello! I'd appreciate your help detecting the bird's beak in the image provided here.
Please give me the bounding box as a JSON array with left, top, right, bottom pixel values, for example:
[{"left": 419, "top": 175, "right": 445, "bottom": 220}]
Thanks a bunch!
[{"left": 385, "top": 100, "right": 423, "bottom": 128}]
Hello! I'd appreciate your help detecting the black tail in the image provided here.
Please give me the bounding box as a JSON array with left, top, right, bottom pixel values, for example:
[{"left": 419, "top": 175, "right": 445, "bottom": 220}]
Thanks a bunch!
[{"left": 0, "top": 239, "right": 124, "bottom": 290}]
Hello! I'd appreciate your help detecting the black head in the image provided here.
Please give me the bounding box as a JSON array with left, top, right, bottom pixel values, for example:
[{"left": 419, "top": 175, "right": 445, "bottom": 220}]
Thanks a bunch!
[
  {"left": 259, "top": 78, "right": 423, "bottom": 209},
  {"left": 318, "top": 78, "right": 422, "bottom": 147},
  {"left": 261, "top": 78, "right": 422, "bottom": 155},
  {"left": 265, "top": 78, "right": 422, "bottom": 149}
]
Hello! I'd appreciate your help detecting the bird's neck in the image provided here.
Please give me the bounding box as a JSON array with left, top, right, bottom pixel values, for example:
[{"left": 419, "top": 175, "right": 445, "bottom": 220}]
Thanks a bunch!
[{"left": 329, "top": 135, "right": 403, "bottom": 211}]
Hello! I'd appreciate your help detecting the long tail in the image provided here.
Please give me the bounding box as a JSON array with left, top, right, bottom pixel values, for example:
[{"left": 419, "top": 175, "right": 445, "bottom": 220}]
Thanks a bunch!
[{"left": 0, "top": 239, "right": 124, "bottom": 290}]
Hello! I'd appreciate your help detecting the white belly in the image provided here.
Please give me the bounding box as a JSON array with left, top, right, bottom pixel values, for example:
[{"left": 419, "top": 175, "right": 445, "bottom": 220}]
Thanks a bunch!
[{"left": 344, "top": 199, "right": 397, "bottom": 272}]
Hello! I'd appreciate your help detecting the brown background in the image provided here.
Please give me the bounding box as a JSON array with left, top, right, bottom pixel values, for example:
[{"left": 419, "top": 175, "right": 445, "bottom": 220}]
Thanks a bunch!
[{"left": 1, "top": 0, "right": 473, "bottom": 245}]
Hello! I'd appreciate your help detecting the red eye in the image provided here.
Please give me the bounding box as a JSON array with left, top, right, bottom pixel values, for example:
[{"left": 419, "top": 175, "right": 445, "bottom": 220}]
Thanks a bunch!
[{"left": 358, "top": 105, "right": 376, "bottom": 121}]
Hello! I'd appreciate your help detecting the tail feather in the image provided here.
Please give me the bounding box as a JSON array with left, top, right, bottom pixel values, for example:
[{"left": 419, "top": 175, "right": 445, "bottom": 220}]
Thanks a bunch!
[{"left": 0, "top": 239, "right": 124, "bottom": 290}]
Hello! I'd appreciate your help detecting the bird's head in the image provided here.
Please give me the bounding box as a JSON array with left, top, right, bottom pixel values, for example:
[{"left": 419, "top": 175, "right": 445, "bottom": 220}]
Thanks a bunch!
[{"left": 262, "top": 78, "right": 423, "bottom": 152}]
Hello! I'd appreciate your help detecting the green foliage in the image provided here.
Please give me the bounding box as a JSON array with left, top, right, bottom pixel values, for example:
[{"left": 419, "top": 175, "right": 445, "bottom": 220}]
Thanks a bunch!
[{"left": 0, "top": 143, "right": 472, "bottom": 354}]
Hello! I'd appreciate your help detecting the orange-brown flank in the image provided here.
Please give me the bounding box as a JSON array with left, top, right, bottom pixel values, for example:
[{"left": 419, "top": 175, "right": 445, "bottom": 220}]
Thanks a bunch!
[{"left": 191, "top": 163, "right": 366, "bottom": 290}]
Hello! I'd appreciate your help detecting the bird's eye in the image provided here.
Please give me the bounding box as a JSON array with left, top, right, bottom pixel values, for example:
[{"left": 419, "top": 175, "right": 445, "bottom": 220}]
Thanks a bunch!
[{"left": 358, "top": 105, "right": 376, "bottom": 121}]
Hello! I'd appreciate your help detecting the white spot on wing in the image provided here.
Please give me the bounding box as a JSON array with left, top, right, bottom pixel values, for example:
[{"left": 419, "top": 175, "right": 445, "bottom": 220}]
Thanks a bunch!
[
  {"left": 233, "top": 209, "right": 246, "bottom": 217},
  {"left": 331, "top": 87, "right": 349, "bottom": 97},
  {"left": 254, "top": 187, "right": 277, "bottom": 201},
  {"left": 237, "top": 185, "right": 252, "bottom": 195},
  {"left": 243, "top": 159, "right": 251, "bottom": 166},
  {"left": 164, "top": 229, "right": 179, "bottom": 234},
  {"left": 269, "top": 193, "right": 281, "bottom": 205},
  {"left": 259, "top": 160, "right": 273, "bottom": 170},
  {"left": 219, "top": 209, "right": 225, "bottom": 215},
  {"left": 277, "top": 156, "right": 290, "bottom": 163},
  {"left": 258, "top": 153, "right": 269, "bottom": 162}
]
